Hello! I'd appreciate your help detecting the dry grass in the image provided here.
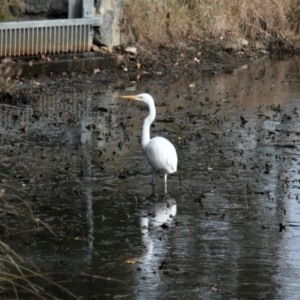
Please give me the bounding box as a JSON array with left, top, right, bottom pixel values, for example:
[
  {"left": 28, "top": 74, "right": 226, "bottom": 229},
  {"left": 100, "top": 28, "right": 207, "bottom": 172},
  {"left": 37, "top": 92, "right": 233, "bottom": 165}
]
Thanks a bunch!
[
  {"left": 286, "top": 0, "right": 300, "bottom": 33},
  {"left": 0, "top": 241, "right": 80, "bottom": 299},
  {"left": 0, "top": 241, "right": 78, "bottom": 299},
  {"left": 0, "top": 153, "right": 126, "bottom": 298},
  {"left": 0, "top": 188, "right": 70, "bottom": 299},
  {"left": 122, "top": 0, "right": 300, "bottom": 47}
]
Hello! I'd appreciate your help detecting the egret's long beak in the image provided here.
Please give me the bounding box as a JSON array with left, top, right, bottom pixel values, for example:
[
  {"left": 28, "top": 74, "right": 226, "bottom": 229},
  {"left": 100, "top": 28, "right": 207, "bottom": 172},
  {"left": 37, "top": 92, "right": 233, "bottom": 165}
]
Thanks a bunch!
[{"left": 120, "top": 95, "right": 139, "bottom": 100}]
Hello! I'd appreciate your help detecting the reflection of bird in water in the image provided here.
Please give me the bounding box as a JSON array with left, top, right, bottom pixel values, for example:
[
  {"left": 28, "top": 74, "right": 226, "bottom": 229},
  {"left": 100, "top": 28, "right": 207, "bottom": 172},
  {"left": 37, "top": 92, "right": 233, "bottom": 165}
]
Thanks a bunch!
[
  {"left": 140, "top": 196, "right": 177, "bottom": 262},
  {"left": 121, "top": 93, "right": 178, "bottom": 193},
  {"left": 130, "top": 196, "right": 177, "bottom": 298}
]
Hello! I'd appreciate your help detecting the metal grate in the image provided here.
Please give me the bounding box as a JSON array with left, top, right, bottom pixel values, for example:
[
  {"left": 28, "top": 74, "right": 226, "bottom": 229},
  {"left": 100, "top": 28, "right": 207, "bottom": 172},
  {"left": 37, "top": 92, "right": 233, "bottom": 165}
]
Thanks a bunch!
[{"left": 0, "top": 18, "right": 101, "bottom": 57}]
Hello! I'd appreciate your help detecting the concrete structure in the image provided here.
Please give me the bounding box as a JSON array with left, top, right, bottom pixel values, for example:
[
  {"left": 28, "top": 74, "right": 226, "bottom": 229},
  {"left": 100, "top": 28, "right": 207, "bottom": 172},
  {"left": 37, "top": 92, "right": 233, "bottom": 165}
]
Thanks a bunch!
[{"left": 0, "top": 0, "right": 123, "bottom": 54}]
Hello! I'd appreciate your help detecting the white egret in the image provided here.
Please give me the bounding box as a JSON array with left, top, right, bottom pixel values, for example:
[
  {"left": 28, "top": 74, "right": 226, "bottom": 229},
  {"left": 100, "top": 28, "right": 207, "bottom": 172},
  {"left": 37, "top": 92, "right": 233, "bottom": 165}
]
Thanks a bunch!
[{"left": 121, "top": 93, "right": 177, "bottom": 193}]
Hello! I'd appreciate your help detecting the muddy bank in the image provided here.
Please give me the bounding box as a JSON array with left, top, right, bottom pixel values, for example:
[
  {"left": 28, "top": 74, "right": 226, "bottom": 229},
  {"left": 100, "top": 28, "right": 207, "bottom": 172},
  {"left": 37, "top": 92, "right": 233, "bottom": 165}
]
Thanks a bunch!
[
  {"left": 116, "top": 37, "right": 299, "bottom": 74},
  {"left": 1, "top": 36, "right": 298, "bottom": 82}
]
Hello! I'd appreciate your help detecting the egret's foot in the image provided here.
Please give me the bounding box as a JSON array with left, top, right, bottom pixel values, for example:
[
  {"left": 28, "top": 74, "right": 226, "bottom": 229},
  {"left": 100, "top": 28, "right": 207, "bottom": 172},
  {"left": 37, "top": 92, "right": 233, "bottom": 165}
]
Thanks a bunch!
[{"left": 149, "top": 189, "right": 158, "bottom": 200}]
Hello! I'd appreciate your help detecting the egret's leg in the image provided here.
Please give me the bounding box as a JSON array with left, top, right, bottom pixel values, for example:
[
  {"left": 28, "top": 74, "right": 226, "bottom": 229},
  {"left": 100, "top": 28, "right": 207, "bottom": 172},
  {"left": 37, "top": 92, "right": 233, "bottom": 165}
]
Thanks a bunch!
[
  {"left": 164, "top": 174, "right": 168, "bottom": 194},
  {"left": 152, "top": 170, "right": 156, "bottom": 185}
]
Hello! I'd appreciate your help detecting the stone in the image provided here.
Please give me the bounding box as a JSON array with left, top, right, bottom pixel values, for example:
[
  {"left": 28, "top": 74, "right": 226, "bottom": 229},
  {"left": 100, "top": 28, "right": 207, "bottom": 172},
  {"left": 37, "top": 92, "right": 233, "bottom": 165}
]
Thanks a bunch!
[
  {"left": 125, "top": 46, "right": 137, "bottom": 55},
  {"left": 260, "top": 49, "right": 268, "bottom": 55},
  {"left": 115, "top": 54, "right": 124, "bottom": 67},
  {"left": 93, "top": 44, "right": 112, "bottom": 55},
  {"left": 221, "top": 40, "right": 241, "bottom": 52},
  {"left": 221, "top": 37, "right": 249, "bottom": 52},
  {"left": 10, "top": 0, "right": 26, "bottom": 16},
  {"left": 49, "top": 0, "right": 68, "bottom": 17},
  {"left": 25, "top": 0, "right": 51, "bottom": 14},
  {"left": 255, "top": 41, "right": 266, "bottom": 50},
  {"left": 93, "top": 44, "right": 101, "bottom": 53},
  {"left": 238, "top": 38, "right": 249, "bottom": 47},
  {"left": 93, "top": 0, "right": 122, "bottom": 50}
]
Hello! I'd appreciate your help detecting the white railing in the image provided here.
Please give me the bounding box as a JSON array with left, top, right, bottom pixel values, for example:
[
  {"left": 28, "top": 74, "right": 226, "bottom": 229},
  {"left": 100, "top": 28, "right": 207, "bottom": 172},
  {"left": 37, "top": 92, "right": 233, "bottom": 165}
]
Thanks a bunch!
[{"left": 0, "top": 0, "right": 101, "bottom": 57}]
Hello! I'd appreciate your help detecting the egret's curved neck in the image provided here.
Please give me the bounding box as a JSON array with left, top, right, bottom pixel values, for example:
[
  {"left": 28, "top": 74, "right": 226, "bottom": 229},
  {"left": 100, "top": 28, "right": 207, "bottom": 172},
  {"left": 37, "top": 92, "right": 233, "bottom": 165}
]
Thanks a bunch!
[{"left": 142, "top": 100, "right": 156, "bottom": 152}]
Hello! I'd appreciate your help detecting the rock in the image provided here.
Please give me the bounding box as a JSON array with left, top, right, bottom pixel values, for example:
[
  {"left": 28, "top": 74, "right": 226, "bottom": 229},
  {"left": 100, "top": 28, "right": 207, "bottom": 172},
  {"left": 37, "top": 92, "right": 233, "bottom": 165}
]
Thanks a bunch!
[
  {"left": 260, "top": 49, "right": 269, "bottom": 55},
  {"left": 93, "top": 44, "right": 112, "bottom": 55},
  {"left": 25, "top": 0, "right": 51, "bottom": 14},
  {"left": 100, "top": 45, "right": 111, "bottom": 53},
  {"left": 10, "top": 0, "right": 26, "bottom": 16},
  {"left": 125, "top": 46, "right": 137, "bottom": 55},
  {"left": 49, "top": 0, "right": 68, "bottom": 17},
  {"left": 115, "top": 54, "right": 125, "bottom": 67},
  {"left": 2, "top": 58, "right": 15, "bottom": 64},
  {"left": 221, "top": 40, "right": 241, "bottom": 52},
  {"left": 221, "top": 37, "right": 249, "bottom": 52},
  {"left": 238, "top": 38, "right": 249, "bottom": 47},
  {"left": 99, "top": 10, "right": 115, "bottom": 44},
  {"left": 93, "top": 44, "right": 101, "bottom": 53},
  {"left": 93, "top": 0, "right": 123, "bottom": 50},
  {"left": 255, "top": 41, "right": 266, "bottom": 50}
]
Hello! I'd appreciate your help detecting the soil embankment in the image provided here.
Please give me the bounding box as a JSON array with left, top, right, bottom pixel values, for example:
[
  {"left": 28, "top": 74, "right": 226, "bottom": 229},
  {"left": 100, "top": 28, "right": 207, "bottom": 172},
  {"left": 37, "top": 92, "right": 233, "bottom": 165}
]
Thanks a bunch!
[
  {"left": 118, "top": 0, "right": 300, "bottom": 73},
  {"left": 115, "top": 37, "right": 298, "bottom": 74}
]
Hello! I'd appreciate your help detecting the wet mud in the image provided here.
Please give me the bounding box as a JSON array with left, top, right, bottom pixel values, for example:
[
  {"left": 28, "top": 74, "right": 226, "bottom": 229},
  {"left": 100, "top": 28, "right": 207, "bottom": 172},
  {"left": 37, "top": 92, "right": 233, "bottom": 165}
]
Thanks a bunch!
[{"left": 1, "top": 56, "right": 300, "bottom": 299}]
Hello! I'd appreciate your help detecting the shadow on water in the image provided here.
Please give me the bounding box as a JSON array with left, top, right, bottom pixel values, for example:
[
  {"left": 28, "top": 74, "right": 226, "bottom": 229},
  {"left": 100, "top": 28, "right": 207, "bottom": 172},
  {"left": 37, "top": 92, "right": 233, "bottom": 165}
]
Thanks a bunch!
[{"left": 1, "top": 56, "right": 300, "bottom": 298}]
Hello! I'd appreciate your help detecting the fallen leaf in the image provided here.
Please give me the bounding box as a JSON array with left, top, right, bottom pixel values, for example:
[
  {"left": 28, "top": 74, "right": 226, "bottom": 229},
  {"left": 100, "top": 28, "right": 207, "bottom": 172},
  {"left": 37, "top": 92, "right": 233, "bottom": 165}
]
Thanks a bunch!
[
  {"left": 125, "top": 259, "right": 137, "bottom": 264},
  {"left": 2, "top": 58, "right": 15, "bottom": 63},
  {"left": 211, "top": 286, "right": 220, "bottom": 292}
]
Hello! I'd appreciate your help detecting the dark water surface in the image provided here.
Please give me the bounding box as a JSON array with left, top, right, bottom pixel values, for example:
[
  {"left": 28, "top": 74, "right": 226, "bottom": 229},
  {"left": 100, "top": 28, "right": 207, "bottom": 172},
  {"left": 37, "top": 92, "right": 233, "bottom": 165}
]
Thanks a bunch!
[{"left": 1, "top": 56, "right": 300, "bottom": 299}]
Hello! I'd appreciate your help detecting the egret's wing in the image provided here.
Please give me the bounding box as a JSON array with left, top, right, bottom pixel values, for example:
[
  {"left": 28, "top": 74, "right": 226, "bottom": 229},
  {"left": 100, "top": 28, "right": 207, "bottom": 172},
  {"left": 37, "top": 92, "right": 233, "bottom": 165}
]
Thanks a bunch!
[{"left": 146, "top": 137, "right": 177, "bottom": 174}]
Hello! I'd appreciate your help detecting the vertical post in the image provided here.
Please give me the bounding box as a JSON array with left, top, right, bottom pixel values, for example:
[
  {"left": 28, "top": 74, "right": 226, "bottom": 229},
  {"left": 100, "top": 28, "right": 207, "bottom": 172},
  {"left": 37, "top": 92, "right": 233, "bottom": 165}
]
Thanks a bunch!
[
  {"left": 68, "top": 0, "right": 83, "bottom": 18},
  {"left": 83, "top": 0, "right": 94, "bottom": 18}
]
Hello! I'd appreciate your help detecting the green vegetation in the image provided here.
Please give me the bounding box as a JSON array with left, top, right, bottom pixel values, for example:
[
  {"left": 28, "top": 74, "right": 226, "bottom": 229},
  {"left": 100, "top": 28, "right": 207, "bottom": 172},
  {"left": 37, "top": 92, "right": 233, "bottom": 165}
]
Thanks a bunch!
[
  {"left": 0, "top": 0, "right": 20, "bottom": 21},
  {"left": 123, "top": 0, "right": 300, "bottom": 47}
]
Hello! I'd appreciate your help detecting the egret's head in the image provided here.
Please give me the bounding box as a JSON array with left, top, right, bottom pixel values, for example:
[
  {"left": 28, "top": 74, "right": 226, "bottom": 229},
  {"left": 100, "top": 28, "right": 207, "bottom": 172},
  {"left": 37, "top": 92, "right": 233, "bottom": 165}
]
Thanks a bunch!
[{"left": 120, "top": 93, "right": 154, "bottom": 105}]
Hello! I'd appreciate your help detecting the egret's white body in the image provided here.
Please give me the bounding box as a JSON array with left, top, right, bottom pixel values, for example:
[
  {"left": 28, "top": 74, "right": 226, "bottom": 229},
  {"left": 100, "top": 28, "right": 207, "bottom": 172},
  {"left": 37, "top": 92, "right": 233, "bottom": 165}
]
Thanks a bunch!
[{"left": 121, "top": 93, "right": 177, "bottom": 192}]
